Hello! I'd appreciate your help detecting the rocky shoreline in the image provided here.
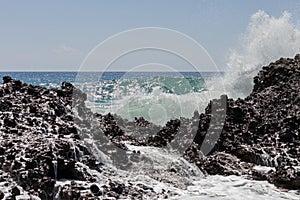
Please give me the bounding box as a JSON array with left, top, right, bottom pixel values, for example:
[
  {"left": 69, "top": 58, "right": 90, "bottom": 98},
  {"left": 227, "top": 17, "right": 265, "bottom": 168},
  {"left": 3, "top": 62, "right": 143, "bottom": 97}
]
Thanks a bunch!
[
  {"left": 188, "top": 55, "right": 300, "bottom": 190},
  {"left": 0, "top": 55, "right": 299, "bottom": 199}
]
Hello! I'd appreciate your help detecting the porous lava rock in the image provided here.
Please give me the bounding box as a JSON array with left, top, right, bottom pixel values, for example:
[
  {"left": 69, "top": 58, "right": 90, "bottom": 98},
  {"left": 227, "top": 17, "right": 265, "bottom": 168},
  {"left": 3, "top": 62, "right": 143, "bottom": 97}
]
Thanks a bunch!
[
  {"left": 184, "top": 54, "right": 300, "bottom": 190},
  {"left": 0, "top": 54, "right": 299, "bottom": 199}
]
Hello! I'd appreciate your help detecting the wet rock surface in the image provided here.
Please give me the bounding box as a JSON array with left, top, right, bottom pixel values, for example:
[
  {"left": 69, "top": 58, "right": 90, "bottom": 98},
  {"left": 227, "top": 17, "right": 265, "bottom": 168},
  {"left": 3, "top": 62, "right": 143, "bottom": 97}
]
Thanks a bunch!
[
  {"left": 184, "top": 54, "right": 300, "bottom": 190},
  {"left": 0, "top": 77, "right": 167, "bottom": 199},
  {"left": 0, "top": 55, "right": 299, "bottom": 198}
]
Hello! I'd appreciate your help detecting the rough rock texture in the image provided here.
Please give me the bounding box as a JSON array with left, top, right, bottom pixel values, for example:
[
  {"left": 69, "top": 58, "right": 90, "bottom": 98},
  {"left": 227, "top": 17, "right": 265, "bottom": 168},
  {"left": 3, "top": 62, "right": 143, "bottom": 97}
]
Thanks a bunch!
[
  {"left": 184, "top": 54, "right": 300, "bottom": 190},
  {"left": 0, "top": 78, "right": 166, "bottom": 199},
  {"left": 0, "top": 55, "right": 299, "bottom": 198}
]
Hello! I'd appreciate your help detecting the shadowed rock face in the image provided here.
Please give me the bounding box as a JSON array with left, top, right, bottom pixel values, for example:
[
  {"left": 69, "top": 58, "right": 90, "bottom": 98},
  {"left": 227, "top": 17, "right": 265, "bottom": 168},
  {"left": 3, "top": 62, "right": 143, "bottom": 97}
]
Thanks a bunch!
[
  {"left": 0, "top": 55, "right": 299, "bottom": 198},
  {"left": 184, "top": 54, "right": 300, "bottom": 190},
  {"left": 0, "top": 78, "right": 166, "bottom": 199},
  {"left": 0, "top": 78, "right": 103, "bottom": 199}
]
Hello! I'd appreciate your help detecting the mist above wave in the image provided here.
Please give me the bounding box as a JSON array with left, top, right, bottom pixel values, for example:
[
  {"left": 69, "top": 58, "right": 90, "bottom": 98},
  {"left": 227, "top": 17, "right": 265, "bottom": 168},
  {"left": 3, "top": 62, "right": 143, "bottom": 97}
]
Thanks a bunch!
[
  {"left": 210, "top": 10, "right": 300, "bottom": 98},
  {"left": 77, "top": 10, "right": 300, "bottom": 126},
  {"left": 83, "top": 76, "right": 210, "bottom": 125}
]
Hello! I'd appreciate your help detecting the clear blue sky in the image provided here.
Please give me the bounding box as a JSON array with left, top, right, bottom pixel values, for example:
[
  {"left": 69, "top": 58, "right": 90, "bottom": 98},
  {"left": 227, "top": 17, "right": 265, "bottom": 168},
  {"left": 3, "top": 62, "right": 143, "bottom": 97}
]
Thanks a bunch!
[{"left": 0, "top": 0, "right": 299, "bottom": 71}]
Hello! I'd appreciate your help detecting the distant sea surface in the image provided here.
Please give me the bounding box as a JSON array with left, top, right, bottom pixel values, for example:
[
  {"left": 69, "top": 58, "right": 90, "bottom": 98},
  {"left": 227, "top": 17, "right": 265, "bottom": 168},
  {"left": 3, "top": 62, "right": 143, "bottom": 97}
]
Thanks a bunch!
[
  {"left": 0, "top": 72, "right": 222, "bottom": 86},
  {"left": 0, "top": 71, "right": 223, "bottom": 125}
]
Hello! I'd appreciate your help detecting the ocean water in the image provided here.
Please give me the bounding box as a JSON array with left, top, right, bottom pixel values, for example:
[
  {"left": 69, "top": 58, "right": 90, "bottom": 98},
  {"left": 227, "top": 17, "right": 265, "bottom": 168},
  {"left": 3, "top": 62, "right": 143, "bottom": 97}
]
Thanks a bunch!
[
  {"left": 0, "top": 71, "right": 222, "bottom": 125},
  {"left": 1, "top": 10, "right": 300, "bottom": 126},
  {"left": 1, "top": 10, "right": 300, "bottom": 199},
  {"left": 0, "top": 69, "right": 299, "bottom": 200}
]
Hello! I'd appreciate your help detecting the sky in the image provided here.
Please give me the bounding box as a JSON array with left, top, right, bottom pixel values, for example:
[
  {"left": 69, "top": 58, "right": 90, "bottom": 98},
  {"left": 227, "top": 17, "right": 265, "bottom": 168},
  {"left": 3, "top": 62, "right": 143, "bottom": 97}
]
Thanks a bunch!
[{"left": 0, "top": 0, "right": 299, "bottom": 71}]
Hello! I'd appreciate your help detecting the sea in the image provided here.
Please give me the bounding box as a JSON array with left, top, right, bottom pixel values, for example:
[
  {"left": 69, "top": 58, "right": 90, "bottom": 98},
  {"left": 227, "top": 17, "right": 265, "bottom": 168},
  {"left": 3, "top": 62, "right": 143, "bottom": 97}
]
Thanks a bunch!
[
  {"left": 0, "top": 71, "right": 299, "bottom": 199},
  {"left": 0, "top": 71, "right": 221, "bottom": 125},
  {"left": 2, "top": 10, "right": 300, "bottom": 199}
]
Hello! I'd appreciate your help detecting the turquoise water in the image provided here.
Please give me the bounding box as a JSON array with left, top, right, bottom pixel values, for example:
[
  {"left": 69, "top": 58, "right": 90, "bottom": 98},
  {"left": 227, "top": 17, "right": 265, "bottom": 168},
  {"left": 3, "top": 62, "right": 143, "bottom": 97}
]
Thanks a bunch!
[
  {"left": 0, "top": 72, "right": 220, "bottom": 85},
  {"left": 0, "top": 72, "right": 223, "bottom": 124}
]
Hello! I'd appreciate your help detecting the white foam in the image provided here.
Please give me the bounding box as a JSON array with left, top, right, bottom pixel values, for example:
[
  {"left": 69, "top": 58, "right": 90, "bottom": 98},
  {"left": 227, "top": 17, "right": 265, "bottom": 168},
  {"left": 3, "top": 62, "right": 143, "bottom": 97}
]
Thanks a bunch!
[
  {"left": 174, "top": 175, "right": 299, "bottom": 200},
  {"left": 210, "top": 10, "right": 300, "bottom": 98},
  {"left": 72, "top": 10, "right": 300, "bottom": 199},
  {"left": 253, "top": 165, "right": 275, "bottom": 174},
  {"left": 92, "top": 90, "right": 211, "bottom": 125}
]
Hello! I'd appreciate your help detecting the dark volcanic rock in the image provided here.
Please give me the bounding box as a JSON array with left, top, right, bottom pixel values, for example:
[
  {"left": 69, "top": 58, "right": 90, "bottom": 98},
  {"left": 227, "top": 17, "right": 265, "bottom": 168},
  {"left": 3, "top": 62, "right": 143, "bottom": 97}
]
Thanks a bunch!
[
  {"left": 0, "top": 79, "right": 106, "bottom": 198},
  {"left": 3, "top": 76, "right": 12, "bottom": 84},
  {"left": 271, "top": 165, "right": 300, "bottom": 190},
  {"left": 199, "top": 152, "right": 253, "bottom": 176},
  {"left": 90, "top": 184, "right": 101, "bottom": 195},
  {"left": 0, "top": 54, "right": 299, "bottom": 198},
  {"left": 0, "top": 77, "right": 168, "bottom": 199},
  {"left": 147, "top": 119, "right": 181, "bottom": 147},
  {"left": 184, "top": 54, "right": 300, "bottom": 190}
]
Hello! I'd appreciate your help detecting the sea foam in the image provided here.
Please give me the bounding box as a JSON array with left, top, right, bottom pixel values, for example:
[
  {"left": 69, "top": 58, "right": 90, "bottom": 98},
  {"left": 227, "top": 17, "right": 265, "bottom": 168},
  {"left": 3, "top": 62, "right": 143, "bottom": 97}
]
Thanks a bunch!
[{"left": 218, "top": 10, "right": 300, "bottom": 98}]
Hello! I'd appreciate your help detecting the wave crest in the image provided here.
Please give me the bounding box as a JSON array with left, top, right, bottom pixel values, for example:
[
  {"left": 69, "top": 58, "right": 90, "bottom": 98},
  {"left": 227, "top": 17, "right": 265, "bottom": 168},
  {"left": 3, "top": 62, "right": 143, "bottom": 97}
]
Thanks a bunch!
[{"left": 222, "top": 10, "right": 300, "bottom": 98}]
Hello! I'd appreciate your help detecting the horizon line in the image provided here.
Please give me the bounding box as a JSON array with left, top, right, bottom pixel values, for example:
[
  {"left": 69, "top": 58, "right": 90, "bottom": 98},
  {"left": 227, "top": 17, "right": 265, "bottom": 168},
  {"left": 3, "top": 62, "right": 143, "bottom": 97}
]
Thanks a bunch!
[{"left": 0, "top": 70, "right": 224, "bottom": 73}]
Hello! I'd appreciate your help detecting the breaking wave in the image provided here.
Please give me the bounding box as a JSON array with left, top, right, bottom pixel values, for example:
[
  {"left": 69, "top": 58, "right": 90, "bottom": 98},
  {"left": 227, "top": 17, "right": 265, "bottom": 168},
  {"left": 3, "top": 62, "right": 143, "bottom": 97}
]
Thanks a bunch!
[{"left": 218, "top": 10, "right": 300, "bottom": 98}]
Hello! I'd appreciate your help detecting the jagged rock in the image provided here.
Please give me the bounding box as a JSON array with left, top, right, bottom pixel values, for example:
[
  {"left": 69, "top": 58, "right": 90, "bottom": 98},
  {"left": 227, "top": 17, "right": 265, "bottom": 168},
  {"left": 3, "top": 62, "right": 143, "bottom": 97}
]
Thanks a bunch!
[
  {"left": 0, "top": 79, "right": 104, "bottom": 198},
  {"left": 134, "top": 117, "right": 150, "bottom": 127},
  {"left": 11, "top": 186, "right": 21, "bottom": 197},
  {"left": 198, "top": 152, "right": 253, "bottom": 176},
  {"left": 272, "top": 166, "right": 300, "bottom": 190},
  {"left": 3, "top": 118, "right": 17, "bottom": 128},
  {"left": 3, "top": 76, "right": 12, "bottom": 84},
  {"left": 0, "top": 190, "right": 4, "bottom": 199},
  {"left": 147, "top": 119, "right": 181, "bottom": 147},
  {"left": 184, "top": 54, "right": 300, "bottom": 189},
  {"left": 0, "top": 100, "right": 12, "bottom": 112},
  {"left": 90, "top": 184, "right": 101, "bottom": 195},
  {"left": 0, "top": 53, "right": 299, "bottom": 198}
]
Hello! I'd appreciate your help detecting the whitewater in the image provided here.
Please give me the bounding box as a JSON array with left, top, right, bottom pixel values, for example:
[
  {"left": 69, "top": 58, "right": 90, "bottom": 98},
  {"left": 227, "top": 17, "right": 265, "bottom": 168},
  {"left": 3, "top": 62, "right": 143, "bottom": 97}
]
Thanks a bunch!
[
  {"left": 1, "top": 10, "right": 300, "bottom": 199},
  {"left": 76, "top": 10, "right": 300, "bottom": 199},
  {"left": 80, "top": 11, "right": 300, "bottom": 126}
]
